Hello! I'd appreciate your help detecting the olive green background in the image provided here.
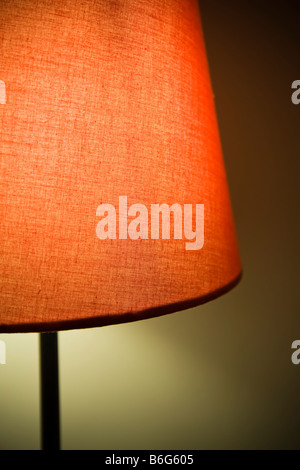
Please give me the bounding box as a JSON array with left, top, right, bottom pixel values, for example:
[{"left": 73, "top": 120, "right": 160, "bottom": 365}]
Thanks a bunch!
[{"left": 0, "top": 0, "right": 299, "bottom": 449}]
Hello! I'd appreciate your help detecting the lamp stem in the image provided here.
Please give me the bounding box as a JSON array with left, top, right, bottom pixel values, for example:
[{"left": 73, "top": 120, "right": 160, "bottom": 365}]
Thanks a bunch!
[{"left": 40, "top": 332, "right": 60, "bottom": 450}]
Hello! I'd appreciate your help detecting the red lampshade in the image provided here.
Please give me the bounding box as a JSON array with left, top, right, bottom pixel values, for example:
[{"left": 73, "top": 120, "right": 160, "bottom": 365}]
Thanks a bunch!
[{"left": 0, "top": 0, "right": 242, "bottom": 333}]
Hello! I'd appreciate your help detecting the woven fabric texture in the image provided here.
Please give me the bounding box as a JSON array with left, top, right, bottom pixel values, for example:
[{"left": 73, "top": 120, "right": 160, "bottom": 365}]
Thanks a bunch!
[{"left": 0, "top": 0, "right": 241, "bottom": 332}]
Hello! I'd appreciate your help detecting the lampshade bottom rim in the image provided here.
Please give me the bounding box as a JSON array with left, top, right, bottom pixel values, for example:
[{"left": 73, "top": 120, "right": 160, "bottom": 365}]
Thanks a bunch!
[{"left": 0, "top": 270, "right": 242, "bottom": 333}]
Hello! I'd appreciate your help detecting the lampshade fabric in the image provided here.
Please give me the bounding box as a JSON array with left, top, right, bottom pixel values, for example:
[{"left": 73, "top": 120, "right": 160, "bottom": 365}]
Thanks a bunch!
[{"left": 0, "top": 0, "right": 242, "bottom": 332}]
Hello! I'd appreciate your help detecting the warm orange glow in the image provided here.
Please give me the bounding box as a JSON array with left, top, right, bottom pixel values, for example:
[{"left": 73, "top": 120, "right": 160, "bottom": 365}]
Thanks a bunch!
[{"left": 0, "top": 0, "right": 241, "bottom": 332}]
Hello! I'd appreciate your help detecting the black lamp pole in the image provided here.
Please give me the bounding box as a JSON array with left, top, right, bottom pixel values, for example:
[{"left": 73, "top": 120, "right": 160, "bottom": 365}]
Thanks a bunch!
[{"left": 40, "top": 332, "right": 60, "bottom": 450}]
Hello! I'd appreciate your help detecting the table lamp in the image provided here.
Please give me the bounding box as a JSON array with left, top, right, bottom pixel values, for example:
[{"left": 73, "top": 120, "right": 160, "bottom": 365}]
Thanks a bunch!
[{"left": 0, "top": 0, "right": 242, "bottom": 450}]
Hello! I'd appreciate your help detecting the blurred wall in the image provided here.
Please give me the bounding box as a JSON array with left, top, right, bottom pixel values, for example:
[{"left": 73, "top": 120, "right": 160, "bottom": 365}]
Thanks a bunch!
[{"left": 0, "top": 0, "right": 299, "bottom": 449}]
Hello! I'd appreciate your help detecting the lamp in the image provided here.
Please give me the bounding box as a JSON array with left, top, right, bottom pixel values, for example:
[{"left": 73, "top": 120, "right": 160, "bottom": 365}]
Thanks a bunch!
[{"left": 0, "top": 0, "right": 242, "bottom": 450}]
